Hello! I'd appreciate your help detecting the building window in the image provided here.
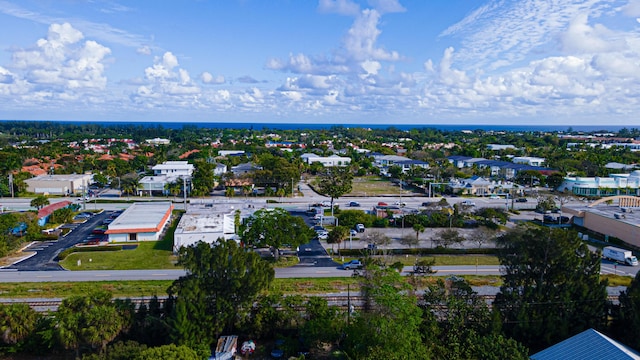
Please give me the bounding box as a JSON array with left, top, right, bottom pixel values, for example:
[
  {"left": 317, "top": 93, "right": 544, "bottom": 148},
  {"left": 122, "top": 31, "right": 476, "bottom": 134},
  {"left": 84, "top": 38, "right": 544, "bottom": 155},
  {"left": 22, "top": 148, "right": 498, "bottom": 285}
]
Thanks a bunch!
[{"left": 129, "top": 233, "right": 137, "bottom": 241}]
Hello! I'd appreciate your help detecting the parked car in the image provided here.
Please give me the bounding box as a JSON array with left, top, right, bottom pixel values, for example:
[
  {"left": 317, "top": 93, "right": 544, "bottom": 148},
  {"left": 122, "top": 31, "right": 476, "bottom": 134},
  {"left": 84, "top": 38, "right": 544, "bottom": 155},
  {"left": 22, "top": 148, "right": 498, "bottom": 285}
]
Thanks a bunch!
[
  {"left": 350, "top": 229, "right": 357, "bottom": 237},
  {"left": 377, "top": 201, "right": 388, "bottom": 206},
  {"left": 356, "top": 223, "right": 365, "bottom": 233},
  {"left": 317, "top": 233, "right": 328, "bottom": 240},
  {"left": 489, "top": 195, "right": 500, "bottom": 199},
  {"left": 460, "top": 200, "right": 476, "bottom": 206},
  {"left": 516, "top": 198, "right": 528, "bottom": 203},
  {"left": 341, "top": 260, "right": 363, "bottom": 270},
  {"left": 348, "top": 201, "right": 360, "bottom": 207},
  {"left": 393, "top": 201, "right": 406, "bottom": 207}
]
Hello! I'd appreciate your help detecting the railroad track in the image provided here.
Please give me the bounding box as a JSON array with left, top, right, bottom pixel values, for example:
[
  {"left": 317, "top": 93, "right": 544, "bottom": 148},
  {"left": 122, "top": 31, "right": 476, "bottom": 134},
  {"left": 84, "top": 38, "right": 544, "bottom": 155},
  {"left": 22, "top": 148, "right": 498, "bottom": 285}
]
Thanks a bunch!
[{"left": 0, "top": 294, "right": 621, "bottom": 312}]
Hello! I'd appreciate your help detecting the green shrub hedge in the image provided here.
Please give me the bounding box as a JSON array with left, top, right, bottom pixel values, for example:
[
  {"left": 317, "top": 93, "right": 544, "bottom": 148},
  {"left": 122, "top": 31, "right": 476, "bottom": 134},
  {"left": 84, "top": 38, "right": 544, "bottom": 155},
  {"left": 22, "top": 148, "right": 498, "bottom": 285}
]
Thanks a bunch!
[{"left": 57, "top": 245, "right": 123, "bottom": 260}]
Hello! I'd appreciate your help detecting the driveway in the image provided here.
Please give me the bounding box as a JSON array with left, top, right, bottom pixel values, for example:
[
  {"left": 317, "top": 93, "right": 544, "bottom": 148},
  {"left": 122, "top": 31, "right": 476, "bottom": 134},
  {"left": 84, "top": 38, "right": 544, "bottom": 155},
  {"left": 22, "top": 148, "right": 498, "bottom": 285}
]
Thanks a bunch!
[{"left": 7, "top": 211, "right": 113, "bottom": 271}]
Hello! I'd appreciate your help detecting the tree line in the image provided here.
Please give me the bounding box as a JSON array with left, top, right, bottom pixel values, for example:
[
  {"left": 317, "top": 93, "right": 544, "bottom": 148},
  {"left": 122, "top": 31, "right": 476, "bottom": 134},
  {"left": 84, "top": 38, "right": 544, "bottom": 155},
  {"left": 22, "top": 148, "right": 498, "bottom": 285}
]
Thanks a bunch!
[{"left": 2, "top": 224, "right": 640, "bottom": 359}]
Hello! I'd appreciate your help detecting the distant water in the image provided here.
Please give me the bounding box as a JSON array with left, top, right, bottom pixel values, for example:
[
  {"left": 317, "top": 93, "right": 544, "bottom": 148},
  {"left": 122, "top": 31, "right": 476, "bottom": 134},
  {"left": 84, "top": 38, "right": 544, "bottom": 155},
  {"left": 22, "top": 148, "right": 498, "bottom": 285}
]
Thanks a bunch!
[{"left": 3, "top": 120, "right": 631, "bottom": 132}]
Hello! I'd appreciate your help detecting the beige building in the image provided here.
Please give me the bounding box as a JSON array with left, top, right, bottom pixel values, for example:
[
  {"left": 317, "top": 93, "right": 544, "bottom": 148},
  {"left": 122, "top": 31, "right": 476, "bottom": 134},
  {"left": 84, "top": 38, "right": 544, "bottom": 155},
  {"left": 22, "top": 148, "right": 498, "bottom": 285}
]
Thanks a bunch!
[
  {"left": 563, "top": 196, "right": 640, "bottom": 248},
  {"left": 24, "top": 174, "right": 93, "bottom": 195}
]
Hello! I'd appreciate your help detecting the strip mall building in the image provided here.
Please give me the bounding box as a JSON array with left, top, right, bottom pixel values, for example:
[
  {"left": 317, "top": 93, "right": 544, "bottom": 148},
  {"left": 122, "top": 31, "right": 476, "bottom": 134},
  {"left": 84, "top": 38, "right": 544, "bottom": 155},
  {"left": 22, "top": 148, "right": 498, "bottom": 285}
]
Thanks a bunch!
[{"left": 105, "top": 202, "right": 173, "bottom": 242}]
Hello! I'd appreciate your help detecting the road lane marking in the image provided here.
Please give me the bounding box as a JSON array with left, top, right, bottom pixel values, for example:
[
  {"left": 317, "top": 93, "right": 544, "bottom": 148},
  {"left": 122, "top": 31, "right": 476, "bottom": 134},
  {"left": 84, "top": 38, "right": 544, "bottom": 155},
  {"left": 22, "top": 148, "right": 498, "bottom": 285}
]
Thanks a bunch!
[{"left": 95, "top": 274, "right": 111, "bottom": 277}]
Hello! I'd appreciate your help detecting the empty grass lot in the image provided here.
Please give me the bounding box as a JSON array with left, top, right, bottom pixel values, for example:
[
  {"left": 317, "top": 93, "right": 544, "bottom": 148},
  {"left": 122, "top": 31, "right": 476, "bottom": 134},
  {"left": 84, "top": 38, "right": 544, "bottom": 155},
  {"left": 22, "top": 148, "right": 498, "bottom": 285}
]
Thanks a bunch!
[
  {"left": 348, "top": 176, "right": 409, "bottom": 196},
  {"left": 60, "top": 237, "right": 178, "bottom": 271}
]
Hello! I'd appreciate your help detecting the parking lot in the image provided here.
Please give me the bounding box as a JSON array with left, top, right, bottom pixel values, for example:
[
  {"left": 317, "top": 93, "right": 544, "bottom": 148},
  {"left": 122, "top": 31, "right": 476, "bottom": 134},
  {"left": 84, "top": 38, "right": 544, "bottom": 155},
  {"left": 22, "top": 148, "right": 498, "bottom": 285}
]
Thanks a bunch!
[{"left": 6, "top": 210, "right": 116, "bottom": 271}]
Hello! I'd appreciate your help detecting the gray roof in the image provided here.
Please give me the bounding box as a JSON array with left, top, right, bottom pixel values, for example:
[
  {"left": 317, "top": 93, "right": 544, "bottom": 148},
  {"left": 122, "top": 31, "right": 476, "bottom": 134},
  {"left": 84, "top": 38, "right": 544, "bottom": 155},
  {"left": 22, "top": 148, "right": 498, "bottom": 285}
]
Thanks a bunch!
[{"left": 530, "top": 329, "right": 640, "bottom": 360}]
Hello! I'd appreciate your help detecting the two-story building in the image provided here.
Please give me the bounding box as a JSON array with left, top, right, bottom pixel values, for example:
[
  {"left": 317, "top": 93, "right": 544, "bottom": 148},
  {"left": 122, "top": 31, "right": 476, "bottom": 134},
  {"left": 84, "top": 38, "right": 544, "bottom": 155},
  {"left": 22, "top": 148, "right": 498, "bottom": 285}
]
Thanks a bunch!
[{"left": 138, "top": 161, "right": 195, "bottom": 196}]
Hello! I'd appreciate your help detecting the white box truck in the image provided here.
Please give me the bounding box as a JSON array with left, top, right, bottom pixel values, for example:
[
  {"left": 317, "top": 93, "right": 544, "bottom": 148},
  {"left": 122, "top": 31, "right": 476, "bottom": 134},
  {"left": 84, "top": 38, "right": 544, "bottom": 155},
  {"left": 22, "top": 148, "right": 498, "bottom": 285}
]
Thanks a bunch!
[{"left": 603, "top": 246, "right": 638, "bottom": 266}]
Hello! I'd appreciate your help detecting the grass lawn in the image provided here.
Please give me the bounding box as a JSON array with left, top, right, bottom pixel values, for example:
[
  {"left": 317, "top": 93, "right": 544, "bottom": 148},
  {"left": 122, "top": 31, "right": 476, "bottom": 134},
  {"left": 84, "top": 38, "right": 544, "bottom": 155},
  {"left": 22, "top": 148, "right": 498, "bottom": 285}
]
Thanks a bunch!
[
  {"left": 0, "top": 273, "right": 630, "bottom": 299},
  {"left": 60, "top": 237, "right": 179, "bottom": 270},
  {"left": 348, "top": 176, "right": 408, "bottom": 196},
  {"left": 331, "top": 254, "right": 501, "bottom": 267},
  {"left": 0, "top": 280, "right": 174, "bottom": 298}
]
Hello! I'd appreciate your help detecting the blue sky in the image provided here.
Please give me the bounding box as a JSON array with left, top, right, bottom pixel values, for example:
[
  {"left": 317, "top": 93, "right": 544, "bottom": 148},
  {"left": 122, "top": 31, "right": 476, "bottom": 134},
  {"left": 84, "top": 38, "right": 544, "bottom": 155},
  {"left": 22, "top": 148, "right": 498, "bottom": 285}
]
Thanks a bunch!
[{"left": 1, "top": 0, "right": 640, "bottom": 126}]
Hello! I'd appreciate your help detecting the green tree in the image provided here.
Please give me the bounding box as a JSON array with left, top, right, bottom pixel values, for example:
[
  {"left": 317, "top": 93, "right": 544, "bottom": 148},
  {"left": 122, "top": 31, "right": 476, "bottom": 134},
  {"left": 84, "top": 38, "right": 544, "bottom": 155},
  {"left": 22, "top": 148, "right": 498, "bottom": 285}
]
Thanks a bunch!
[
  {"left": 614, "top": 271, "right": 640, "bottom": 350},
  {"left": 136, "top": 343, "right": 201, "bottom": 360},
  {"left": 433, "top": 228, "right": 464, "bottom": 248},
  {"left": 342, "top": 265, "right": 428, "bottom": 359},
  {"left": 240, "top": 208, "right": 315, "bottom": 260},
  {"left": 30, "top": 195, "right": 50, "bottom": 210},
  {"left": 0, "top": 303, "right": 40, "bottom": 347},
  {"left": 493, "top": 225, "right": 608, "bottom": 352},
  {"left": 191, "top": 160, "right": 214, "bottom": 197},
  {"left": 546, "top": 172, "right": 565, "bottom": 190},
  {"left": 327, "top": 225, "right": 349, "bottom": 251},
  {"left": 51, "top": 207, "right": 74, "bottom": 224},
  {"left": 55, "top": 291, "right": 124, "bottom": 358},
  {"left": 169, "top": 240, "right": 274, "bottom": 347},
  {"left": 315, "top": 167, "right": 353, "bottom": 216}
]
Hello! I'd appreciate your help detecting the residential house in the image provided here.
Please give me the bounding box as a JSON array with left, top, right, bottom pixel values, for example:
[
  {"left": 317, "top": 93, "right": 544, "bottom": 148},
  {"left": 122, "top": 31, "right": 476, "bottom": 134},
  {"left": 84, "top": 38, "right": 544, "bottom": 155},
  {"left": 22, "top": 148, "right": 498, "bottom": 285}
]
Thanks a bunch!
[{"left": 301, "top": 153, "right": 351, "bottom": 167}]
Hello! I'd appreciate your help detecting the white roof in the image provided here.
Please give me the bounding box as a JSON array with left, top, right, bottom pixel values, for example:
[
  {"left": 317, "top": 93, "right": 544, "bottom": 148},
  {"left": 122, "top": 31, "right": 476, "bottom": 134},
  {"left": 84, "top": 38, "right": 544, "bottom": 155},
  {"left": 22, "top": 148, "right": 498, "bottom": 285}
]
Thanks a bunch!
[
  {"left": 152, "top": 161, "right": 194, "bottom": 171},
  {"left": 108, "top": 202, "right": 172, "bottom": 232}
]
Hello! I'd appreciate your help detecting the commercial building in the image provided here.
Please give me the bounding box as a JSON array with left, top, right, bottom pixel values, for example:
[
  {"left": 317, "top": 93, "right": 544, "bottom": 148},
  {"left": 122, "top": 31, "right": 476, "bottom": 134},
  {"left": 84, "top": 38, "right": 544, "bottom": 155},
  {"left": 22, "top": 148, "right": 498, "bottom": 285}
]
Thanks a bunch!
[
  {"left": 105, "top": 202, "right": 173, "bottom": 242},
  {"left": 562, "top": 195, "right": 640, "bottom": 248},
  {"left": 559, "top": 171, "right": 640, "bottom": 197},
  {"left": 172, "top": 201, "right": 255, "bottom": 253},
  {"left": 24, "top": 174, "right": 93, "bottom": 196},
  {"left": 301, "top": 154, "right": 352, "bottom": 167}
]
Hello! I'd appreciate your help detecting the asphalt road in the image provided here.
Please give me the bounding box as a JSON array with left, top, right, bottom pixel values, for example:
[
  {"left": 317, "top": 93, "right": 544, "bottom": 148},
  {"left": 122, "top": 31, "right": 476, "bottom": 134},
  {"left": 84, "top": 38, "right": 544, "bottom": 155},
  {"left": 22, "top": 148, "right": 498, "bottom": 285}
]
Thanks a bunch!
[
  {"left": 6, "top": 211, "right": 115, "bottom": 271},
  {"left": 0, "top": 265, "right": 505, "bottom": 283}
]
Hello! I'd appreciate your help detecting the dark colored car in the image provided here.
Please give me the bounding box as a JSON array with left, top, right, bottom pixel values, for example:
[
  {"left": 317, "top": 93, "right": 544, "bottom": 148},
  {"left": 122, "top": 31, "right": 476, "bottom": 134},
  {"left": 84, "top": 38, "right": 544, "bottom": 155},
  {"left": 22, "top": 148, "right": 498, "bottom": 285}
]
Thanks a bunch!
[
  {"left": 516, "top": 198, "right": 528, "bottom": 203},
  {"left": 349, "top": 201, "right": 360, "bottom": 207}
]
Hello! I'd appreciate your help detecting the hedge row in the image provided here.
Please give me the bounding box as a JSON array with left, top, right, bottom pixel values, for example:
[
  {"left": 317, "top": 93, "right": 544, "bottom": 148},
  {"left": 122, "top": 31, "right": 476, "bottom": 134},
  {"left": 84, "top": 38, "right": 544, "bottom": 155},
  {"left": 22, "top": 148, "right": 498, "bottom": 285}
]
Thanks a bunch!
[{"left": 57, "top": 245, "right": 123, "bottom": 260}]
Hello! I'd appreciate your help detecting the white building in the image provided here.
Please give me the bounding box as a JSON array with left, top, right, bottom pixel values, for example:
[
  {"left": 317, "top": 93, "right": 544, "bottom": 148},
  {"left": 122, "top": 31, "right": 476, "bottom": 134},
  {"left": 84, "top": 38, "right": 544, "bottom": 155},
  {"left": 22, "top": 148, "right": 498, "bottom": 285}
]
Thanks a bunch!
[
  {"left": 139, "top": 161, "right": 194, "bottom": 196},
  {"left": 105, "top": 202, "right": 173, "bottom": 242},
  {"left": 487, "top": 144, "right": 516, "bottom": 151},
  {"left": 301, "top": 153, "right": 351, "bottom": 167},
  {"left": 145, "top": 138, "right": 170, "bottom": 145},
  {"left": 24, "top": 174, "right": 93, "bottom": 195},
  {"left": 373, "top": 154, "right": 411, "bottom": 167},
  {"left": 558, "top": 171, "right": 640, "bottom": 197},
  {"left": 513, "top": 156, "right": 546, "bottom": 167},
  {"left": 218, "top": 150, "right": 245, "bottom": 157},
  {"left": 172, "top": 202, "right": 254, "bottom": 253}
]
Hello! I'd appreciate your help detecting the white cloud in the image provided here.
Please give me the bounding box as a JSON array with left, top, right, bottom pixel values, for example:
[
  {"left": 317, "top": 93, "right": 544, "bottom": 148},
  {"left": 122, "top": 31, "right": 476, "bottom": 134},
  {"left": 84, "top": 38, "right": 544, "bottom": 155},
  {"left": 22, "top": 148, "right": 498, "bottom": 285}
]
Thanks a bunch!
[
  {"left": 318, "top": 0, "right": 360, "bottom": 16},
  {"left": 367, "top": 0, "right": 406, "bottom": 14},
  {"left": 201, "top": 72, "right": 225, "bottom": 84},
  {"left": 344, "top": 9, "right": 400, "bottom": 62},
  {"left": 9, "top": 22, "right": 110, "bottom": 91},
  {"left": 134, "top": 51, "right": 200, "bottom": 104},
  {"left": 136, "top": 45, "right": 151, "bottom": 55},
  {"left": 0, "top": 1, "right": 150, "bottom": 49},
  {"left": 440, "top": 0, "right": 612, "bottom": 70},
  {"left": 561, "top": 13, "right": 623, "bottom": 53}
]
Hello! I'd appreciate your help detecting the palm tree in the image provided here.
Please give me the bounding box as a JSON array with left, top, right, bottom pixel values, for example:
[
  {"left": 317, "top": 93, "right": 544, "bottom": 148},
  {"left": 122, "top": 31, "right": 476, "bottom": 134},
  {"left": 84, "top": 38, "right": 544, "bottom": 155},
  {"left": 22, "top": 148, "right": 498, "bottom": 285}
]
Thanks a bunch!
[{"left": 30, "top": 195, "right": 50, "bottom": 210}]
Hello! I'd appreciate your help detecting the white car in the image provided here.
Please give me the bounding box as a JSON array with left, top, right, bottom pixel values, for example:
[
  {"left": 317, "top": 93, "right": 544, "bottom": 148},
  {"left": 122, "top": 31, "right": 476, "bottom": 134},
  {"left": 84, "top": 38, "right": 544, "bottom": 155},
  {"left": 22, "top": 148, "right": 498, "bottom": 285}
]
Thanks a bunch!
[{"left": 461, "top": 200, "right": 476, "bottom": 206}]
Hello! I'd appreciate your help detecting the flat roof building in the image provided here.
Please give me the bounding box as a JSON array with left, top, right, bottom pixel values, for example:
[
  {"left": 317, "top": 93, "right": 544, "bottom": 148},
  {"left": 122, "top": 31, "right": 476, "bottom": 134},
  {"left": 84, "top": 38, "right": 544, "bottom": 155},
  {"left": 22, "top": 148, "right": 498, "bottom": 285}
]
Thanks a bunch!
[
  {"left": 105, "top": 202, "right": 173, "bottom": 242},
  {"left": 563, "top": 196, "right": 640, "bottom": 248},
  {"left": 24, "top": 174, "right": 93, "bottom": 195},
  {"left": 173, "top": 201, "right": 256, "bottom": 253}
]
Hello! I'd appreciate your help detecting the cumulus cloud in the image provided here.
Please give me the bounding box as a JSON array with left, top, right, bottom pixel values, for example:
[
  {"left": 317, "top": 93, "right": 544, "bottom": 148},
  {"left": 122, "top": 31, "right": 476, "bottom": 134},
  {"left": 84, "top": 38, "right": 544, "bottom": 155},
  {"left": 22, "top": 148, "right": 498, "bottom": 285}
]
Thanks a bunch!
[
  {"left": 201, "top": 72, "right": 225, "bottom": 84},
  {"left": 133, "top": 51, "right": 200, "bottom": 106},
  {"left": 344, "top": 9, "right": 400, "bottom": 62},
  {"left": 561, "top": 13, "right": 623, "bottom": 53},
  {"left": 9, "top": 22, "right": 111, "bottom": 91}
]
